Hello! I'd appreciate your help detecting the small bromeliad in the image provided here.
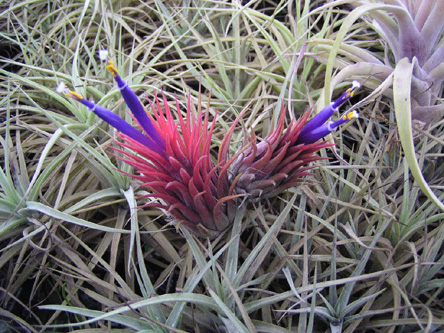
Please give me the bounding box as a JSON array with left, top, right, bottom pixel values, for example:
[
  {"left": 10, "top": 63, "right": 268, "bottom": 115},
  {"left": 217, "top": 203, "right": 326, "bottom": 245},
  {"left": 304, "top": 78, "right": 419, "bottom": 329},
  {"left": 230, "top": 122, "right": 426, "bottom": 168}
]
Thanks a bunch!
[
  {"left": 230, "top": 82, "right": 360, "bottom": 200},
  {"left": 57, "top": 50, "right": 360, "bottom": 236},
  {"left": 57, "top": 50, "right": 239, "bottom": 237}
]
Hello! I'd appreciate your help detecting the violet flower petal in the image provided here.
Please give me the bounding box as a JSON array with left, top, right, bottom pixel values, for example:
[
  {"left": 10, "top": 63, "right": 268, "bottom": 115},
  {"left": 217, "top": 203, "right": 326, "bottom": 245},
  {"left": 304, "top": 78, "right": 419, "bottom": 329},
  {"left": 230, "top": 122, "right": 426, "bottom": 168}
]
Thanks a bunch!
[
  {"left": 109, "top": 68, "right": 166, "bottom": 149},
  {"left": 298, "top": 111, "right": 359, "bottom": 144},
  {"left": 78, "top": 98, "right": 166, "bottom": 156},
  {"left": 298, "top": 103, "right": 336, "bottom": 138},
  {"left": 299, "top": 81, "right": 360, "bottom": 138}
]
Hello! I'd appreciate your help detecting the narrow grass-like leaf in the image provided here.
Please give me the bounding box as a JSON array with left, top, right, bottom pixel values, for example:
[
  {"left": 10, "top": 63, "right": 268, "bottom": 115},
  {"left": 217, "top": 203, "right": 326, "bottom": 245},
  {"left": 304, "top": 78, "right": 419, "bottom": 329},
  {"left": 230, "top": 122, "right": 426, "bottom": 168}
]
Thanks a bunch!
[
  {"left": 41, "top": 293, "right": 220, "bottom": 327},
  {"left": 224, "top": 207, "right": 246, "bottom": 284},
  {"left": 26, "top": 201, "right": 129, "bottom": 233},
  {"left": 393, "top": 58, "right": 444, "bottom": 211},
  {"left": 207, "top": 288, "right": 249, "bottom": 333},
  {"left": 122, "top": 186, "right": 167, "bottom": 326},
  {"left": 37, "top": 306, "right": 165, "bottom": 331},
  {"left": 235, "top": 193, "right": 297, "bottom": 287},
  {"left": 0, "top": 309, "right": 38, "bottom": 333},
  {"left": 63, "top": 188, "right": 122, "bottom": 214}
]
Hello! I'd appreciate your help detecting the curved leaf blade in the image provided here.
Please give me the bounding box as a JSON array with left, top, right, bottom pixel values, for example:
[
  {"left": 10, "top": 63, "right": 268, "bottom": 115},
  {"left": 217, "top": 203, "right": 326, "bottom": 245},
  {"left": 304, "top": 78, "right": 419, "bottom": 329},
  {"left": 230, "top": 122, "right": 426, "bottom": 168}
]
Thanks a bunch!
[{"left": 393, "top": 58, "right": 444, "bottom": 211}]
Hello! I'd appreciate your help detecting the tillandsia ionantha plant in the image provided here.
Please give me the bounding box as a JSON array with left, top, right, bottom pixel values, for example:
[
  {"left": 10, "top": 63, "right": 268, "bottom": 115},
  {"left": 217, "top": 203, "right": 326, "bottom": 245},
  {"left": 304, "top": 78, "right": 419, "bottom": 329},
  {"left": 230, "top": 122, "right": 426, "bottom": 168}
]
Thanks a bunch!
[
  {"left": 316, "top": 0, "right": 444, "bottom": 212},
  {"left": 56, "top": 50, "right": 241, "bottom": 237},
  {"left": 231, "top": 82, "right": 361, "bottom": 201},
  {"left": 362, "top": 0, "right": 444, "bottom": 125},
  {"left": 57, "top": 50, "right": 360, "bottom": 237},
  {"left": 321, "top": 0, "right": 444, "bottom": 126}
]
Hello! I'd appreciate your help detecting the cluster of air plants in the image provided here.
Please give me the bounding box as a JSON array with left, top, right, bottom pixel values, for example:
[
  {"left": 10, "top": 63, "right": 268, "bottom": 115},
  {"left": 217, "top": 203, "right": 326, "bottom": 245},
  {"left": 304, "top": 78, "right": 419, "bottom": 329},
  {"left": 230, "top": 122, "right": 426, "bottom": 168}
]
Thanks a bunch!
[
  {"left": 316, "top": 0, "right": 444, "bottom": 124},
  {"left": 1, "top": 0, "right": 444, "bottom": 332},
  {"left": 312, "top": 0, "right": 444, "bottom": 211},
  {"left": 56, "top": 50, "right": 361, "bottom": 237}
]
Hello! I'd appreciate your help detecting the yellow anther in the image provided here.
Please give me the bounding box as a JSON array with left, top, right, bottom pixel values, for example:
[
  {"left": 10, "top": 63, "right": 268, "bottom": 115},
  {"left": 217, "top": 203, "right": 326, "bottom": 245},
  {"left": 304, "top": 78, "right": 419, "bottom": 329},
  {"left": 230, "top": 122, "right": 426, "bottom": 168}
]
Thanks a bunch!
[
  {"left": 66, "top": 90, "right": 83, "bottom": 101},
  {"left": 344, "top": 81, "right": 360, "bottom": 99},
  {"left": 346, "top": 111, "right": 358, "bottom": 120},
  {"left": 106, "top": 60, "right": 118, "bottom": 77},
  {"left": 344, "top": 88, "right": 356, "bottom": 99}
]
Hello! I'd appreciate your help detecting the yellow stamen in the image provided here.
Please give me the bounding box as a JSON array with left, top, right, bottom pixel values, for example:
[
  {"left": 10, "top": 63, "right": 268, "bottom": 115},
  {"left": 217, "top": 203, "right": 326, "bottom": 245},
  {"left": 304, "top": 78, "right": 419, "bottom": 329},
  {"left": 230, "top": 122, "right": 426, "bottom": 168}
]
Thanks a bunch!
[
  {"left": 344, "top": 87, "right": 356, "bottom": 99},
  {"left": 342, "top": 81, "right": 360, "bottom": 100},
  {"left": 346, "top": 111, "right": 358, "bottom": 120},
  {"left": 338, "top": 88, "right": 355, "bottom": 103},
  {"left": 351, "top": 89, "right": 357, "bottom": 98},
  {"left": 66, "top": 90, "right": 83, "bottom": 101},
  {"left": 106, "top": 60, "right": 118, "bottom": 77}
]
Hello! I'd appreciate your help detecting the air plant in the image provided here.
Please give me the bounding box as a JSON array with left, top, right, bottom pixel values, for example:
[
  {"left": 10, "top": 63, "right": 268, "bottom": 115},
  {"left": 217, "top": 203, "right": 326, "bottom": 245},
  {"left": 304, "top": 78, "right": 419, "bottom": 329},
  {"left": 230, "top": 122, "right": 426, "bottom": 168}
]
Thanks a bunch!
[
  {"left": 57, "top": 51, "right": 360, "bottom": 236},
  {"left": 231, "top": 81, "right": 360, "bottom": 200},
  {"left": 365, "top": 0, "right": 444, "bottom": 125},
  {"left": 320, "top": 0, "right": 444, "bottom": 126},
  {"left": 313, "top": 0, "right": 444, "bottom": 211},
  {"left": 56, "top": 51, "right": 241, "bottom": 237}
]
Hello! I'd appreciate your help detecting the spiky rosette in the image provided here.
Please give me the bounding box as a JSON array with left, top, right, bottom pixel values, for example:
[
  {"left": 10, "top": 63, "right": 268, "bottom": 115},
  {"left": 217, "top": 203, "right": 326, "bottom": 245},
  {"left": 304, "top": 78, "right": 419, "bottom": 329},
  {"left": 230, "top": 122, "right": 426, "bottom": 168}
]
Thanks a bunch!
[
  {"left": 231, "top": 110, "right": 331, "bottom": 200},
  {"left": 57, "top": 50, "right": 361, "bottom": 236},
  {"left": 56, "top": 50, "right": 242, "bottom": 237},
  {"left": 113, "top": 92, "right": 240, "bottom": 237},
  {"left": 231, "top": 81, "right": 361, "bottom": 201}
]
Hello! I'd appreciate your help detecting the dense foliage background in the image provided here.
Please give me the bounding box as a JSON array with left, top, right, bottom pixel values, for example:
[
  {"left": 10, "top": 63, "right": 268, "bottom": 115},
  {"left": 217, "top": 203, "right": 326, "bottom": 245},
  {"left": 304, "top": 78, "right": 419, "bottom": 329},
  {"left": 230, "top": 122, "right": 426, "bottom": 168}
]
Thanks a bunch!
[{"left": 1, "top": 0, "right": 443, "bottom": 331}]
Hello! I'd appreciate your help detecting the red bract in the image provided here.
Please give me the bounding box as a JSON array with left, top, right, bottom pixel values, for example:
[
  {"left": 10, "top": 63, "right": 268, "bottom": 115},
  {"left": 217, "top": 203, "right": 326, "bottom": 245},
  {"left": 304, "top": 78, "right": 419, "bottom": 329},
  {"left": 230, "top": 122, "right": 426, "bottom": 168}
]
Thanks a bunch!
[
  {"left": 230, "top": 109, "right": 333, "bottom": 201},
  {"left": 112, "top": 92, "right": 240, "bottom": 237}
]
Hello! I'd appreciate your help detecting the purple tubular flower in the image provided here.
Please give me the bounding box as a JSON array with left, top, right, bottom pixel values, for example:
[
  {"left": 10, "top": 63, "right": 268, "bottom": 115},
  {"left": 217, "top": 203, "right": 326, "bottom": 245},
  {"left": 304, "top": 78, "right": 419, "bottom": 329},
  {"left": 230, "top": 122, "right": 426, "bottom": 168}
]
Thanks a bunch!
[
  {"left": 105, "top": 61, "right": 166, "bottom": 150},
  {"left": 298, "top": 81, "right": 361, "bottom": 140},
  {"left": 55, "top": 83, "right": 166, "bottom": 156},
  {"left": 296, "top": 81, "right": 360, "bottom": 144},
  {"left": 299, "top": 111, "right": 359, "bottom": 144}
]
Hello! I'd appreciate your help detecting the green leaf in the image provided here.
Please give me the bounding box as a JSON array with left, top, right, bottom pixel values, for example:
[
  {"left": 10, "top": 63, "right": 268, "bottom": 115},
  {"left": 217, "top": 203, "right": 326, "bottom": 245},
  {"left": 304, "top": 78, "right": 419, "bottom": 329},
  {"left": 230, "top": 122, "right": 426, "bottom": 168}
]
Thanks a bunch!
[
  {"left": 40, "top": 293, "right": 220, "bottom": 327},
  {"left": 393, "top": 58, "right": 444, "bottom": 211},
  {"left": 26, "top": 201, "right": 130, "bottom": 233}
]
